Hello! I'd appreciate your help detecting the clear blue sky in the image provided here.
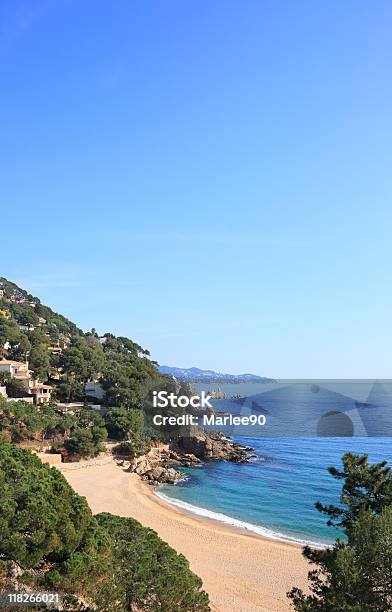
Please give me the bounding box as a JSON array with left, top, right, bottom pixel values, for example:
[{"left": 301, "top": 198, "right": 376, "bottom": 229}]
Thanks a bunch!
[{"left": 1, "top": 1, "right": 392, "bottom": 377}]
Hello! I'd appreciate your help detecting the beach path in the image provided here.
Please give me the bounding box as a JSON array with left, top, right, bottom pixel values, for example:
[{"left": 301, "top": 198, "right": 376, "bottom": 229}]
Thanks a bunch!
[{"left": 61, "top": 460, "right": 309, "bottom": 612}]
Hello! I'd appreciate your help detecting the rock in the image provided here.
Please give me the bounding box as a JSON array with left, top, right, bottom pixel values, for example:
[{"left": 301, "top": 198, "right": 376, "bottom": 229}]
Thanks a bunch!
[
  {"left": 175, "top": 429, "right": 253, "bottom": 463},
  {"left": 164, "top": 467, "right": 183, "bottom": 483},
  {"left": 146, "top": 466, "right": 165, "bottom": 481},
  {"left": 8, "top": 561, "right": 23, "bottom": 580},
  {"left": 182, "top": 453, "right": 200, "bottom": 463},
  {"left": 144, "top": 465, "right": 183, "bottom": 484},
  {"left": 124, "top": 428, "right": 253, "bottom": 487},
  {"left": 133, "top": 459, "right": 152, "bottom": 475}
]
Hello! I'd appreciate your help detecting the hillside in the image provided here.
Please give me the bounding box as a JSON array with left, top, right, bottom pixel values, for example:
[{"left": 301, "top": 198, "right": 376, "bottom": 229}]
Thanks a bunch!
[
  {"left": 0, "top": 442, "right": 210, "bottom": 611},
  {"left": 0, "top": 279, "right": 211, "bottom": 609},
  {"left": 0, "top": 277, "right": 159, "bottom": 405},
  {"left": 158, "top": 365, "right": 273, "bottom": 383}
]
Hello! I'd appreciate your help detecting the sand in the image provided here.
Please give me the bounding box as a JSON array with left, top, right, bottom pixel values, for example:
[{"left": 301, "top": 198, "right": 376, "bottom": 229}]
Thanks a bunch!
[{"left": 61, "top": 460, "right": 309, "bottom": 612}]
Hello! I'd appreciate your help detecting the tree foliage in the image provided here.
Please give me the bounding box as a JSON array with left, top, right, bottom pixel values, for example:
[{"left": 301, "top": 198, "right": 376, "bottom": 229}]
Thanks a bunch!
[
  {"left": 96, "top": 513, "right": 210, "bottom": 611},
  {"left": 289, "top": 453, "right": 392, "bottom": 611},
  {"left": 55, "top": 406, "right": 107, "bottom": 459},
  {"left": 0, "top": 398, "right": 58, "bottom": 443},
  {"left": 0, "top": 399, "right": 106, "bottom": 458},
  {"left": 0, "top": 278, "right": 161, "bottom": 415},
  {"left": 0, "top": 443, "right": 210, "bottom": 611},
  {"left": 104, "top": 407, "right": 141, "bottom": 439},
  {"left": 0, "top": 442, "right": 111, "bottom": 598}
]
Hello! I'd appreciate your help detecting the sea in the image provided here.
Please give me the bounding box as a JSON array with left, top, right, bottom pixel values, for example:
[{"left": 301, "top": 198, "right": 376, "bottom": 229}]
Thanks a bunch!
[{"left": 157, "top": 381, "right": 392, "bottom": 547}]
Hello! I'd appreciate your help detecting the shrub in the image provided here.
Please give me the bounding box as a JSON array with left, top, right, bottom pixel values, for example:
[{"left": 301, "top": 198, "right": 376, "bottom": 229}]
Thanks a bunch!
[
  {"left": 0, "top": 442, "right": 111, "bottom": 600},
  {"left": 0, "top": 443, "right": 210, "bottom": 611},
  {"left": 96, "top": 513, "right": 210, "bottom": 611},
  {"left": 289, "top": 453, "right": 392, "bottom": 611}
]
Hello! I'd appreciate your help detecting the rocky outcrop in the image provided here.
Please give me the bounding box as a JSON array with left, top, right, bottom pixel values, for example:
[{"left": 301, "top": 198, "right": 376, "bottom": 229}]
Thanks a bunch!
[
  {"left": 207, "top": 389, "right": 227, "bottom": 400},
  {"left": 125, "top": 447, "right": 201, "bottom": 485},
  {"left": 143, "top": 466, "right": 183, "bottom": 484},
  {"left": 175, "top": 429, "right": 252, "bottom": 463},
  {"left": 122, "top": 430, "right": 254, "bottom": 486}
]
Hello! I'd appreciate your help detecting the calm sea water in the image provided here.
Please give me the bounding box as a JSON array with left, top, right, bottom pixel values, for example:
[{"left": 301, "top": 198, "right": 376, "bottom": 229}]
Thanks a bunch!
[
  {"left": 158, "top": 437, "right": 392, "bottom": 546},
  {"left": 158, "top": 382, "right": 392, "bottom": 546}
]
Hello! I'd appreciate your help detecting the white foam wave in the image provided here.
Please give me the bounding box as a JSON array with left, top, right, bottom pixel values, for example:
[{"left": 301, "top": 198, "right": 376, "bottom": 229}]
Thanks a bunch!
[{"left": 155, "top": 490, "right": 327, "bottom": 549}]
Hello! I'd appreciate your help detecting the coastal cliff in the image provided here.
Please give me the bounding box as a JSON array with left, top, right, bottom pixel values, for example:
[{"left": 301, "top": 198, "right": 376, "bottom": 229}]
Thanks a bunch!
[
  {"left": 122, "top": 429, "right": 254, "bottom": 485},
  {"left": 175, "top": 428, "right": 253, "bottom": 462}
]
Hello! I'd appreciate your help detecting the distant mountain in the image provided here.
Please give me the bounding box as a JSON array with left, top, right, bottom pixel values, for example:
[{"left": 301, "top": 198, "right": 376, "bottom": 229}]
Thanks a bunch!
[{"left": 158, "top": 366, "right": 273, "bottom": 383}]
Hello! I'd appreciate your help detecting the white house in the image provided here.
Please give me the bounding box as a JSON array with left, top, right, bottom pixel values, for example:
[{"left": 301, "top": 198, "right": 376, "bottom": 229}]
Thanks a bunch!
[
  {"left": 18, "top": 324, "right": 35, "bottom": 332},
  {"left": 85, "top": 380, "right": 105, "bottom": 400},
  {"left": 0, "top": 360, "right": 52, "bottom": 405}
]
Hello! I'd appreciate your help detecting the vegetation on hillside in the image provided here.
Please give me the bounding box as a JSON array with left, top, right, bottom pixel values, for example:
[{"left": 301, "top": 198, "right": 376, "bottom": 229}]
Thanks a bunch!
[
  {"left": 288, "top": 453, "right": 392, "bottom": 611},
  {"left": 0, "top": 280, "right": 213, "bottom": 610},
  {"left": 0, "top": 398, "right": 106, "bottom": 459},
  {"left": 0, "top": 277, "right": 204, "bottom": 456},
  {"left": 0, "top": 442, "right": 112, "bottom": 604},
  {"left": 0, "top": 442, "right": 210, "bottom": 611},
  {"left": 96, "top": 513, "right": 210, "bottom": 611},
  {"left": 0, "top": 277, "right": 159, "bottom": 408},
  {"left": 0, "top": 398, "right": 59, "bottom": 444}
]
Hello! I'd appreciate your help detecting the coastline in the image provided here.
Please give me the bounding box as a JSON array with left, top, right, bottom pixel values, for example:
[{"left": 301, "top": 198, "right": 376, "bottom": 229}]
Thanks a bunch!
[
  {"left": 61, "top": 458, "right": 309, "bottom": 611},
  {"left": 155, "top": 487, "right": 327, "bottom": 549}
]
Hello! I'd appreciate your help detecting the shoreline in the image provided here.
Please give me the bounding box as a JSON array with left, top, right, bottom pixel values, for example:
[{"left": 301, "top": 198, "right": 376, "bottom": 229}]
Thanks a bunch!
[
  {"left": 61, "top": 458, "right": 309, "bottom": 611},
  {"left": 154, "top": 486, "right": 327, "bottom": 549}
]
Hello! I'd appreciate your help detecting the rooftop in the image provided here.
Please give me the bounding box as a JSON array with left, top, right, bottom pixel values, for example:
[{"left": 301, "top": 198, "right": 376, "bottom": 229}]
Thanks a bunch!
[{"left": 0, "top": 360, "right": 29, "bottom": 366}]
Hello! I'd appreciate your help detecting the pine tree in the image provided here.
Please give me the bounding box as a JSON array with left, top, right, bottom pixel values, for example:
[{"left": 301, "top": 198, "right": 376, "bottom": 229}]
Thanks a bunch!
[{"left": 288, "top": 453, "right": 392, "bottom": 611}]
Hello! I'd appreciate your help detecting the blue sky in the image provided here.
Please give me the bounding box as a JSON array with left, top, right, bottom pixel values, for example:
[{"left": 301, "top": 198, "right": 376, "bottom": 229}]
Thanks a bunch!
[{"left": 1, "top": 1, "right": 392, "bottom": 377}]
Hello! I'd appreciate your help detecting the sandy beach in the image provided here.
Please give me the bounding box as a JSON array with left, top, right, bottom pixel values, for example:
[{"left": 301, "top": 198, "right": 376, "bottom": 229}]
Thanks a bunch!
[{"left": 61, "top": 459, "right": 309, "bottom": 612}]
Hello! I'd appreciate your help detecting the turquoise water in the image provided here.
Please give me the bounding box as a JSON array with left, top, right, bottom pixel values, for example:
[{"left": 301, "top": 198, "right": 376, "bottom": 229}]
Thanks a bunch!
[{"left": 158, "top": 437, "right": 392, "bottom": 546}]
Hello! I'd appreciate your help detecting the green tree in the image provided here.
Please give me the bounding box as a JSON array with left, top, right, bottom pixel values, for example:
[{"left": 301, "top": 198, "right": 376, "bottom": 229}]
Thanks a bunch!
[
  {"left": 57, "top": 412, "right": 77, "bottom": 440},
  {"left": 10, "top": 304, "right": 38, "bottom": 327},
  {"left": 105, "top": 407, "right": 150, "bottom": 456},
  {"left": 60, "top": 338, "right": 105, "bottom": 381},
  {"left": 0, "top": 442, "right": 111, "bottom": 599},
  {"left": 288, "top": 453, "right": 392, "bottom": 611},
  {"left": 64, "top": 429, "right": 96, "bottom": 458},
  {"left": 96, "top": 513, "right": 210, "bottom": 611},
  {"left": 104, "top": 407, "right": 142, "bottom": 440},
  {"left": 56, "top": 378, "right": 85, "bottom": 402},
  {"left": 0, "top": 398, "right": 59, "bottom": 443},
  {"left": 64, "top": 426, "right": 107, "bottom": 459},
  {"left": 10, "top": 333, "right": 31, "bottom": 361},
  {"left": 0, "top": 373, "right": 28, "bottom": 399},
  {"left": 28, "top": 344, "right": 51, "bottom": 381},
  {"left": 0, "top": 318, "right": 23, "bottom": 357}
]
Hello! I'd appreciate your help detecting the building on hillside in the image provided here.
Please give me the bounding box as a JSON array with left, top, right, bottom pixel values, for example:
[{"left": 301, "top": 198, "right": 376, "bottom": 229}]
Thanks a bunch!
[
  {"left": 48, "top": 343, "right": 62, "bottom": 354},
  {"left": 85, "top": 380, "right": 105, "bottom": 400},
  {"left": 0, "top": 285, "right": 5, "bottom": 298},
  {"left": 50, "top": 368, "right": 63, "bottom": 381},
  {"left": 0, "top": 360, "right": 52, "bottom": 405},
  {"left": 10, "top": 294, "right": 23, "bottom": 303},
  {"left": 59, "top": 334, "right": 71, "bottom": 348},
  {"left": 55, "top": 402, "right": 102, "bottom": 414},
  {"left": 7, "top": 396, "right": 34, "bottom": 404},
  {"left": 31, "top": 383, "right": 52, "bottom": 405},
  {"left": 18, "top": 324, "right": 35, "bottom": 332},
  {"left": 0, "top": 360, "right": 30, "bottom": 378},
  {"left": 38, "top": 316, "right": 47, "bottom": 325},
  {"left": 0, "top": 385, "right": 7, "bottom": 398}
]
